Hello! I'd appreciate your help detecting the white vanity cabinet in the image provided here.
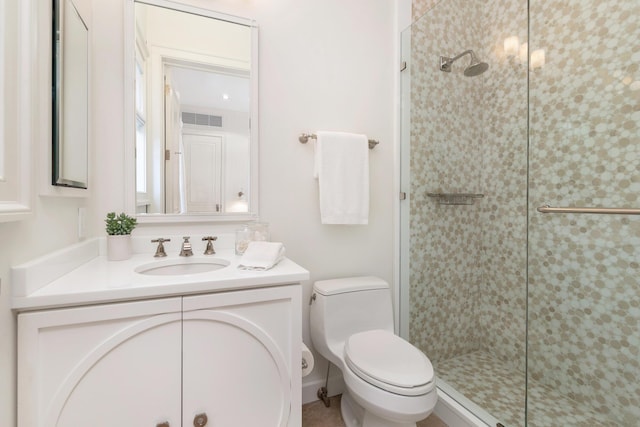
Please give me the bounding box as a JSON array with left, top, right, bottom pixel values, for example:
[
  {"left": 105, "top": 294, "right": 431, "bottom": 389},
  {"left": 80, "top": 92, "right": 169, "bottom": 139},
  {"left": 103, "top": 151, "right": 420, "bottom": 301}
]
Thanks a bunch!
[
  {"left": 17, "top": 284, "right": 302, "bottom": 427},
  {"left": 182, "top": 286, "right": 300, "bottom": 427},
  {"left": 17, "top": 297, "right": 183, "bottom": 427}
]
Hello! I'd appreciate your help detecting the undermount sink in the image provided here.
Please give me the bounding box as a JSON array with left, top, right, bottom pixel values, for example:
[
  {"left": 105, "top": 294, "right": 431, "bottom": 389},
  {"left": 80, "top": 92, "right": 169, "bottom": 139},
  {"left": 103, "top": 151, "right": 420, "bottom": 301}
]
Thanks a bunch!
[{"left": 135, "top": 258, "right": 230, "bottom": 276}]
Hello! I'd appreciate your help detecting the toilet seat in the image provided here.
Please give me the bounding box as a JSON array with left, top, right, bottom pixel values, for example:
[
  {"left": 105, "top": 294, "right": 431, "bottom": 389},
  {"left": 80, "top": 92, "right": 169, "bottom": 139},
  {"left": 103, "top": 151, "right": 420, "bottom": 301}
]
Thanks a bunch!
[{"left": 344, "top": 330, "right": 435, "bottom": 396}]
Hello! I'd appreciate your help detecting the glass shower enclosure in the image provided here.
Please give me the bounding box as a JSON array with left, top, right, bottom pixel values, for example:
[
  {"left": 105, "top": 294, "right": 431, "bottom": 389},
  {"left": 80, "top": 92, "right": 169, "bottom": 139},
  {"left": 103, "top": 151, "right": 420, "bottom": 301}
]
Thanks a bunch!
[{"left": 400, "top": 1, "right": 639, "bottom": 426}]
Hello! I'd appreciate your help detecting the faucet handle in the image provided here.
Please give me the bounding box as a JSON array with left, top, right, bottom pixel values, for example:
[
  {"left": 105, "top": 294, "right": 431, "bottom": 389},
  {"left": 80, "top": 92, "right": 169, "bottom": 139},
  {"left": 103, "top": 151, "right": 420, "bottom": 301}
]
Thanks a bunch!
[
  {"left": 202, "top": 236, "right": 218, "bottom": 255},
  {"left": 151, "top": 238, "right": 171, "bottom": 257},
  {"left": 180, "top": 236, "right": 193, "bottom": 257}
]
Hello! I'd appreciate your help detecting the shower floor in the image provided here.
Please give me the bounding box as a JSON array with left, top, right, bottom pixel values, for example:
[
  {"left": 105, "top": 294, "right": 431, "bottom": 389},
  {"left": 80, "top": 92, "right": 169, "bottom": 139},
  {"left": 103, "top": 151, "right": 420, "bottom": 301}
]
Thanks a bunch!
[{"left": 435, "top": 350, "right": 615, "bottom": 427}]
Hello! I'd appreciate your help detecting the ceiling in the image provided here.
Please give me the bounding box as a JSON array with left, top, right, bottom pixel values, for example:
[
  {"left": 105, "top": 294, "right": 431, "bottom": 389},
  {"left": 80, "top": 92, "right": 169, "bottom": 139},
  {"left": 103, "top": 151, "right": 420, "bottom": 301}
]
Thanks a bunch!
[{"left": 168, "top": 66, "right": 250, "bottom": 113}]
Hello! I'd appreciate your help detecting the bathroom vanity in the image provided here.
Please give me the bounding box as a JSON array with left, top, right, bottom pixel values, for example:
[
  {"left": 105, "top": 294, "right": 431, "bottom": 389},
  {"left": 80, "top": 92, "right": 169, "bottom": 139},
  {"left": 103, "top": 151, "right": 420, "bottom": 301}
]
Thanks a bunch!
[{"left": 12, "top": 238, "right": 309, "bottom": 427}]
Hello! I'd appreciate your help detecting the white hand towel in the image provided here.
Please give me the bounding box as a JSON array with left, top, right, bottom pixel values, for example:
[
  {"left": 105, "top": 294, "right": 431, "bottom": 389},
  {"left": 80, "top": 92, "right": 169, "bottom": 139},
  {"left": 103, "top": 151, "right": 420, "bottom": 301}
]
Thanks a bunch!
[
  {"left": 314, "top": 131, "right": 369, "bottom": 224},
  {"left": 238, "top": 241, "right": 286, "bottom": 271}
]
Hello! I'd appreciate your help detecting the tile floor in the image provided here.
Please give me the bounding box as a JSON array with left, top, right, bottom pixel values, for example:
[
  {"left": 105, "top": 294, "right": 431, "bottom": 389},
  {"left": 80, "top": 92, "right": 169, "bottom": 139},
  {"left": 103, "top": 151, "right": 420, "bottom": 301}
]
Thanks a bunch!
[
  {"left": 301, "top": 394, "right": 448, "bottom": 427},
  {"left": 436, "top": 350, "right": 617, "bottom": 427},
  {"left": 303, "top": 350, "right": 620, "bottom": 427}
]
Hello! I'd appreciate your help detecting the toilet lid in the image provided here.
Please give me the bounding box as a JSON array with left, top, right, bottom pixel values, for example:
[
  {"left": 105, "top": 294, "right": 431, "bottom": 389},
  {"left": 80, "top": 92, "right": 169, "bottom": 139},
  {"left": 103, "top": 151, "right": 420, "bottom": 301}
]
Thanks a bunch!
[{"left": 345, "top": 330, "right": 434, "bottom": 396}]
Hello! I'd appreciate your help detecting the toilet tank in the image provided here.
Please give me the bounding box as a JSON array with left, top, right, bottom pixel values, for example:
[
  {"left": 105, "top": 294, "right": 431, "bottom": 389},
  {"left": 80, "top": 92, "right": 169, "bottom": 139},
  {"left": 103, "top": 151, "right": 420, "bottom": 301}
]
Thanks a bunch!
[{"left": 310, "top": 276, "right": 394, "bottom": 359}]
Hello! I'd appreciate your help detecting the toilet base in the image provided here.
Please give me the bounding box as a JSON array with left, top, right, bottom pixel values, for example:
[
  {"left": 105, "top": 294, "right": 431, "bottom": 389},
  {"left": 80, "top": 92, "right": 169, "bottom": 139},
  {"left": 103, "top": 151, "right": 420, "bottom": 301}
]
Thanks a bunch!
[
  {"left": 341, "top": 391, "right": 417, "bottom": 427},
  {"left": 341, "top": 392, "right": 363, "bottom": 427}
]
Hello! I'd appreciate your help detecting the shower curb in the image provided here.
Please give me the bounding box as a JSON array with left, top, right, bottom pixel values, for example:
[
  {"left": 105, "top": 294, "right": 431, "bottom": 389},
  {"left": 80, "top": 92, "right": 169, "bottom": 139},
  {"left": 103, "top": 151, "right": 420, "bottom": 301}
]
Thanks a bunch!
[{"left": 434, "top": 387, "right": 491, "bottom": 427}]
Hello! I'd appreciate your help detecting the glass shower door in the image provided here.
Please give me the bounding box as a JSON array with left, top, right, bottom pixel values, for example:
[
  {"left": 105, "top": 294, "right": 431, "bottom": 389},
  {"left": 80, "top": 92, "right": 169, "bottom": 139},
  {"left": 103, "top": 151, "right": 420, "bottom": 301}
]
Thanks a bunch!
[
  {"left": 401, "top": 1, "right": 528, "bottom": 426},
  {"left": 527, "top": 1, "right": 640, "bottom": 425}
]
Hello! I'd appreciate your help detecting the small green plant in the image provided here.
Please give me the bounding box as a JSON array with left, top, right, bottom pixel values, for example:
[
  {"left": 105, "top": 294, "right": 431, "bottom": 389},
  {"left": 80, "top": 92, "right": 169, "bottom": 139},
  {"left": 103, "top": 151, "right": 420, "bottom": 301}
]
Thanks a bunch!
[{"left": 105, "top": 212, "right": 137, "bottom": 235}]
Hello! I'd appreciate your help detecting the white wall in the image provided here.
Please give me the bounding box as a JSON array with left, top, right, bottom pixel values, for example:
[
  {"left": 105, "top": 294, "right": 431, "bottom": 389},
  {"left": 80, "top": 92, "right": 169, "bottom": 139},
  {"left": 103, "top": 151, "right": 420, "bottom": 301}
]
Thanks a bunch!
[
  {"left": 93, "top": 0, "right": 400, "bottom": 399},
  {"left": 0, "top": 1, "right": 93, "bottom": 426},
  {"left": 0, "top": 1, "right": 405, "bottom": 425},
  {"left": 253, "top": 0, "right": 398, "bottom": 394}
]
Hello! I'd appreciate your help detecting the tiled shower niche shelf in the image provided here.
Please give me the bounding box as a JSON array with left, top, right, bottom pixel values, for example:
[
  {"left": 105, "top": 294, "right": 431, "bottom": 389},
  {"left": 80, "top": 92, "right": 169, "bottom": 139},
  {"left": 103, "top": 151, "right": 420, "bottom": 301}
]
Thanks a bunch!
[{"left": 427, "top": 192, "right": 484, "bottom": 205}]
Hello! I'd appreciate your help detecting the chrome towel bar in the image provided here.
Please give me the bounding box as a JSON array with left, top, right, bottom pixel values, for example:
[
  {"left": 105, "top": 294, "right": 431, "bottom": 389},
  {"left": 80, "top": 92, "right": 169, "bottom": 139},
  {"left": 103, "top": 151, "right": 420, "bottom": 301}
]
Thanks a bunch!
[
  {"left": 537, "top": 205, "right": 640, "bottom": 215},
  {"left": 298, "top": 133, "right": 379, "bottom": 149}
]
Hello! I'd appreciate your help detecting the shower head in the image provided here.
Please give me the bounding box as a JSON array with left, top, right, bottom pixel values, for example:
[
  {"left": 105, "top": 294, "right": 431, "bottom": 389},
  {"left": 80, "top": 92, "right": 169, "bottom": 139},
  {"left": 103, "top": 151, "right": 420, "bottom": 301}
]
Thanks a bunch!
[
  {"left": 440, "top": 50, "right": 489, "bottom": 77},
  {"left": 464, "top": 57, "right": 489, "bottom": 76}
]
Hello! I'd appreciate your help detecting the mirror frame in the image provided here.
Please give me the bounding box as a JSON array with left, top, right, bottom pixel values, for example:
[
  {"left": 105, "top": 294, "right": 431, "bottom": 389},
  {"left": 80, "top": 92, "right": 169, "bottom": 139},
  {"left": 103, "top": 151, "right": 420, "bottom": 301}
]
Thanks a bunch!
[
  {"left": 52, "top": 0, "right": 89, "bottom": 189},
  {"left": 0, "top": 0, "right": 4, "bottom": 189},
  {"left": 0, "top": 0, "right": 34, "bottom": 222},
  {"left": 124, "top": 0, "right": 259, "bottom": 223}
]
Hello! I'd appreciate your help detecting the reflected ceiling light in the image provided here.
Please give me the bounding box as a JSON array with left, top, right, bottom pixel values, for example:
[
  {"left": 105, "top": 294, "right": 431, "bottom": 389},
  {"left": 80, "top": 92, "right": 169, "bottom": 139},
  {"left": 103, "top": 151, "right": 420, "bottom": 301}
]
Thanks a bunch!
[
  {"left": 530, "top": 49, "right": 545, "bottom": 69},
  {"left": 222, "top": 93, "right": 230, "bottom": 100},
  {"left": 519, "top": 42, "right": 528, "bottom": 63},
  {"left": 504, "top": 36, "right": 520, "bottom": 56}
]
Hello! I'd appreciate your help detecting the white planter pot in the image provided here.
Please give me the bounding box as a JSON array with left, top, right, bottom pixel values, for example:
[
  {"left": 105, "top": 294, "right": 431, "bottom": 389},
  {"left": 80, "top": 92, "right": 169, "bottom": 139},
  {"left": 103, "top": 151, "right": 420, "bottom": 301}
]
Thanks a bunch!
[{"left": 107, "top": 235, "right": 132, "bottom": 261}]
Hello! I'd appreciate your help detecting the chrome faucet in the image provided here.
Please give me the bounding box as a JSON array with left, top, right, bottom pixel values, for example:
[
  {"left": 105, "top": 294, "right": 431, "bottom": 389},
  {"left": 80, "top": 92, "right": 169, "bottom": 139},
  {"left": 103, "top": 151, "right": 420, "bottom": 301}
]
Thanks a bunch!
[
  {"left": 179, "top": 236, "right": 193, "bottom": 257},
  {"left": 151, "top": 238, "right": 170, "bottom": 257},
  {"left": 202, "top": 236, "right": 217, "bottom": 255}
]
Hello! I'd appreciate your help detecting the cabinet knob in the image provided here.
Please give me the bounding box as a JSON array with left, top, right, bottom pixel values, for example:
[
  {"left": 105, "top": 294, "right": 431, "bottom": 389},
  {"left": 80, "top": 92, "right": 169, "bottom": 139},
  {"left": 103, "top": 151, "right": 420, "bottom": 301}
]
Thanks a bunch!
[
  {"left": 156, "top": 422, "right": 170, "bottom": 427},
  {"left": 193, "top": 413, "right": 208, "bottom": 427}
]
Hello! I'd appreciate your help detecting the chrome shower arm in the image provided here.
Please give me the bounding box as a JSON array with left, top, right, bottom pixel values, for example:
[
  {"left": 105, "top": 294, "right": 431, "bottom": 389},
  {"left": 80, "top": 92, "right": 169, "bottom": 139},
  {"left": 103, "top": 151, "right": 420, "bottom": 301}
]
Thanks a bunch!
[
  {"left": 439, "top": 49, "right": 487, "bottom": 76},
  {"left": 448, "top": 50, "right": 474, "bottom": 63}
]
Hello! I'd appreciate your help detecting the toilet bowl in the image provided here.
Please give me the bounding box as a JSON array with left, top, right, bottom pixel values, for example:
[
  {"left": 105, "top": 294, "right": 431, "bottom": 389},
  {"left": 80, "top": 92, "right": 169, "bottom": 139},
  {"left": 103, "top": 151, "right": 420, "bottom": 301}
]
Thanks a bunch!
[{"left": 309, "top": 276, "right": 437, "bottom": 427}]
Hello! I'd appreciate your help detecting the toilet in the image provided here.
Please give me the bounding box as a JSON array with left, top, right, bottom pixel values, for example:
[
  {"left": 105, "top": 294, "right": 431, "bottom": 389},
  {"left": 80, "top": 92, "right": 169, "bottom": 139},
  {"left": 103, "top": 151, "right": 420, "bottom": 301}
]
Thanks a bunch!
[{"left": 310, "top": 276, "right": 437, "bottom": 427}]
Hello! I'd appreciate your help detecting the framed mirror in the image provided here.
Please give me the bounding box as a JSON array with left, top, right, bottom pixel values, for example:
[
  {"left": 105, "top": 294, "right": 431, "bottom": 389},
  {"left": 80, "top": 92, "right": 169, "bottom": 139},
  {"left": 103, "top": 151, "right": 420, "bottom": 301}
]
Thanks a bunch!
[
  {"left": 0, "top": 0, "right": 33, "bottom": 221},
  {"left": 0, "top": 0, "right": 4, "bottom": 189},
  {"left": 53, "top": 0, "right": 89, "bottom": 188},
  {"left": 127, "top": 0, "right": 259, "bottom": 223}
]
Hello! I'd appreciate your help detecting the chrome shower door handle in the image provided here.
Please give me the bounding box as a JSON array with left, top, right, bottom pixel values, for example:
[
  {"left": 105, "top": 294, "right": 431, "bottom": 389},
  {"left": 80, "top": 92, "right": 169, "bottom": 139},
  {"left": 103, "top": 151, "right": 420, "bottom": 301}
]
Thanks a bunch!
[{"left": 537, "top": 205, "right": 640, "bottom": 215}]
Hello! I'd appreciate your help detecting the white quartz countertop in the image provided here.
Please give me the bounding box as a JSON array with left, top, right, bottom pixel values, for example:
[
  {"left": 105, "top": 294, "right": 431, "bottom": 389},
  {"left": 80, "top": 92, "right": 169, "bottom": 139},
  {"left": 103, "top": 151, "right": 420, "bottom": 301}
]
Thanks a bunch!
[{"left": 11, "top": 239, "right": 310, "bottom": 312}]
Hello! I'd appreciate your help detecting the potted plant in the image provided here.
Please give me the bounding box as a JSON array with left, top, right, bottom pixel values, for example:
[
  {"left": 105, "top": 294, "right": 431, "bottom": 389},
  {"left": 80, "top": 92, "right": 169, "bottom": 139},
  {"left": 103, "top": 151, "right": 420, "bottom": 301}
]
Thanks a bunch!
[{"left": 105, "top": 212, "right": 137, "bottom": 261}]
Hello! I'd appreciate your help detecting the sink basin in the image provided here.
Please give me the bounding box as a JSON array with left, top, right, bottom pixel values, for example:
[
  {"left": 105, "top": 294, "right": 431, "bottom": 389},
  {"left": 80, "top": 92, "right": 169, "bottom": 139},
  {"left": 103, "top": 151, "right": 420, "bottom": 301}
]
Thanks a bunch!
[{"left": 135, "top": 258, "right": 230, "bottom": 276}]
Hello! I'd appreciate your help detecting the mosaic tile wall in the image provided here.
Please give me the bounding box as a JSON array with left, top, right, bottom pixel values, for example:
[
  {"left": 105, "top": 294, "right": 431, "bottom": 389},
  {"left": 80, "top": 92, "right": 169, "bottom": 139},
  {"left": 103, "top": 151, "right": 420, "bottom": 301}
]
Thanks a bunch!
[
  {"left": 527, "top": 0, "right": 640, "bottom": 424},
  {"left": 408, "top": 0, "right": 528, "bottom": 372},
  {"left": 411, "top": 0, "right": 440, "bottom": 19},
  {"left": 408, "top": 0, "right": 639, "bottom": 425},
  {"left": 408, "top": 0, "right": 486, "bottom": 363},
  {"left": 476, "top": 0, "right": 528, "bottom": 371}
]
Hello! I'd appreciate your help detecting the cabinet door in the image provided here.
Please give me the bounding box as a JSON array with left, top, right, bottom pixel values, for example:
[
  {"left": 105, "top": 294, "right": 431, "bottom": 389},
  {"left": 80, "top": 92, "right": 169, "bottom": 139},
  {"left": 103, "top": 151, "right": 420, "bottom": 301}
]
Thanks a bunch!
[
  {"left": 18, "top": 298, "right": 182, "bottom": 427},
  {"left": 182, "top": 285, "right": 302, "bottom": 427}
]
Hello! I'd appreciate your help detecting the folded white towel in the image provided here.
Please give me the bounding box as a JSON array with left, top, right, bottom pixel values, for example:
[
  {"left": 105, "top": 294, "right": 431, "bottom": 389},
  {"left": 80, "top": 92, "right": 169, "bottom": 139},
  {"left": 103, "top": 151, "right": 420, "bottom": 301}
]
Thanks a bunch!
[
  {"left": 314, "top": 131, "right": 369, "bottom": 224},
  {"left": 238, "top": 241, "right": 286, "bottom": 271}
]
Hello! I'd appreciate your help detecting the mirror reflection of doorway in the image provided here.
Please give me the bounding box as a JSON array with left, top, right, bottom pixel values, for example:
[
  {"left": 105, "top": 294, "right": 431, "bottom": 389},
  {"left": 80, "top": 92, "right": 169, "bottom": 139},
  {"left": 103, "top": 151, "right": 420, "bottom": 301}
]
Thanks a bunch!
[
  {"left": 181, "top": 133, "right": 223, "bottom": 213},
  {"left": 134, "top": 0, "right": 253, "bottom": 216},
  {"left": 163, "top": 69, "right": 182, "bottom": 213},
  {"left": 164, "top": 79, "right": 228, "bottom": 214},
  {"left": 162, "top": 63, "right": 249, "bottom": 214}
]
